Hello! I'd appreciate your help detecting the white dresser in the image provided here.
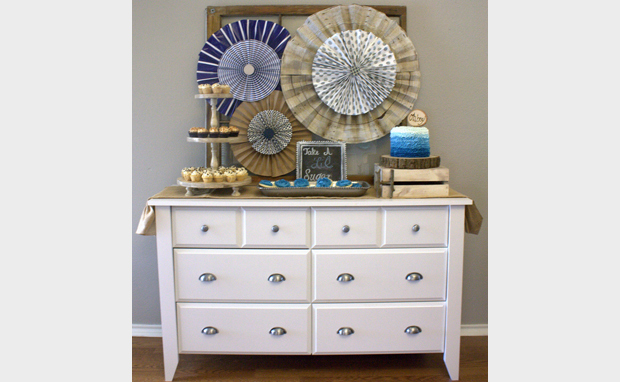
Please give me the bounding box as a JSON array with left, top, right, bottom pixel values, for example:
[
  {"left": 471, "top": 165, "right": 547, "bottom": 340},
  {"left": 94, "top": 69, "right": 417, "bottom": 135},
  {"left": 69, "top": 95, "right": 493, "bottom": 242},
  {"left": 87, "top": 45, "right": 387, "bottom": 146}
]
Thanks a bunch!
[{"left": 148, "top": 194, "right": 471, "bottom": 381}]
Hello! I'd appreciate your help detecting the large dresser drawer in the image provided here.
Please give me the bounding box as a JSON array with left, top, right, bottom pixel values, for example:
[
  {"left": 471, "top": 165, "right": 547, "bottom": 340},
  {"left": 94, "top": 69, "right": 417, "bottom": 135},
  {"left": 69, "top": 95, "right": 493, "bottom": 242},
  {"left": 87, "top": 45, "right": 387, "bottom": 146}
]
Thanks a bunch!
[
  {"left": 243, "top": 208, "right": 310, "bottom": 248},
  {"left": 313, "top": 302, "right": 445, "bottom": 354},
  {"left": 313, "top": 208, "right": 380, "bottom": 248},
  {"left": 177, "top": 303, "right": 311, "bottom": 354},
  {"left": 312, "top": 248, "right": 447, "bottom": 302},
  {"left": 174, "top": 249, "right": 311, "bottom": 302},
  {"left": 172, "top": 207, "right": 240, "bottom": 247},
  {"left": 382, "top": 207, "right": 449, "bottom": 247}
]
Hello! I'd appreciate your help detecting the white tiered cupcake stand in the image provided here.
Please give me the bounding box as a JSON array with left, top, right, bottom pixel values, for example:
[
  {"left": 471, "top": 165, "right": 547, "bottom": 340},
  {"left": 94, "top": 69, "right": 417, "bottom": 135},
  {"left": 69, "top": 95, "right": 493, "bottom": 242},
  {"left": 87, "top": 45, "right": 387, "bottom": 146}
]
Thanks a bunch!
[{"left": 177, "top": 93, "right": 251, "bottom": 196}]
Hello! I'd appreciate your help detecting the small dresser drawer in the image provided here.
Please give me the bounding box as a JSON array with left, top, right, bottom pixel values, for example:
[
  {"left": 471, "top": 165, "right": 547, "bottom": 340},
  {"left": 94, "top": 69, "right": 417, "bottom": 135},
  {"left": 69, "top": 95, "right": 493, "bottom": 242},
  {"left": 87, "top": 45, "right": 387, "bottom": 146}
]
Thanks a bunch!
[
  {"left": 243, "top": 208, "right": 310, "bottom": 248},
  {"left": 172, "top": 207, "right": 240, "bottom": 247},
  {"left": 313, "top": 302, "right": 445, "bottom": 354},
  {"left": 313, "top": 249, "right": 447, "bottom": 302},
  {"left": 383, "top": 207, "right": 449, "bottom": 247},
  {"left": 313, "top": 208, "right": 380, "bottom": 248},
  {"left": 174, "top": 249, "right": 310, "bottom": 302},
  {"left": 177, "top": 303, "right": 311, "bottom": 354}
]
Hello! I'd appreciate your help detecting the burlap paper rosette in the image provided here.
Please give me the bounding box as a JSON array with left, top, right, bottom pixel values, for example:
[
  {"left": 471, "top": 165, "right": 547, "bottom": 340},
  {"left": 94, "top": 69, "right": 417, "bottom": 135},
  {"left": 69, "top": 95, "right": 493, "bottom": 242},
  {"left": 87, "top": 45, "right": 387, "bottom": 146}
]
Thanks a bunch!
[
  {"left": 230, "top": 91, "right": 312, "bottom": 177},
  {"left": 280, "top": 5, "right": 421, "bottom": 143}
]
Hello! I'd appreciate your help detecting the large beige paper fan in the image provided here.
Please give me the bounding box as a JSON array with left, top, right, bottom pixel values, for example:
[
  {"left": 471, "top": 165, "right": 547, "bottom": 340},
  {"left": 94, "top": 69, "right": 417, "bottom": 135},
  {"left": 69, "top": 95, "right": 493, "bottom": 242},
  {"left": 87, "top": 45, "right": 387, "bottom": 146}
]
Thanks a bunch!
[{"left": 280, "top": 4, "right": 421, "bottom": 143}]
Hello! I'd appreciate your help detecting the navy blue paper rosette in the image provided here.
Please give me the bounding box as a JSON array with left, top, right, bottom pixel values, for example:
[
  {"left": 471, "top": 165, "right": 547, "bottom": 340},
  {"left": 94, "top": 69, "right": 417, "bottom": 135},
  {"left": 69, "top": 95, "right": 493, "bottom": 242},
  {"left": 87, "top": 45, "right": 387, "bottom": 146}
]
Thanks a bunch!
[{"left": 197, "top": 20, "right": 291, "bottom": 116}]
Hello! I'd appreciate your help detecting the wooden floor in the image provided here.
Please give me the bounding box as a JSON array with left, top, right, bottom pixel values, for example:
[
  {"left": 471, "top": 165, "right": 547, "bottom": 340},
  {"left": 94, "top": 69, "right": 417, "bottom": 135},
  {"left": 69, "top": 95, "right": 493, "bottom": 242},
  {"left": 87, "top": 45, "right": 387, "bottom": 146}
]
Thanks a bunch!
[{"left": 133, "top": 336, "right": 487, "bottom": 382}]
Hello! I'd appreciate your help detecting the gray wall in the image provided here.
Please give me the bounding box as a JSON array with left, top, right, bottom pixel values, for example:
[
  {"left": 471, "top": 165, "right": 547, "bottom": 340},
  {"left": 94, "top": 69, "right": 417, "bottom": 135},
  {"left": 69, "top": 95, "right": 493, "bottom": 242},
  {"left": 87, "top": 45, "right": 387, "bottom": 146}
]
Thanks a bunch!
[{"left": 133, "top": 0, "right": 487, "bottom": 328}]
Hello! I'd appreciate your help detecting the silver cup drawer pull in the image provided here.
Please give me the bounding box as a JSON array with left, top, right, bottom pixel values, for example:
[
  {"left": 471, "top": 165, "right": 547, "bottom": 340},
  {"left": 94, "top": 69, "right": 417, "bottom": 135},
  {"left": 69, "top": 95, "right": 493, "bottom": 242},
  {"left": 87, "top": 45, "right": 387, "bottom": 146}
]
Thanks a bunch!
[
  {"left": 201, "top": 225, "right": 209, "bottom": 232},
  {"left": 406, "top": 272, "right": 423, "bottom": 281},
  {"left": 269, "top": 327, "right": 287, "bottom": 336},
  {"left": 198, "top": 273, "right": 216, "bottom": 282},
  {"left": 268, "top": 273, "right": 286, "bottom": 283},
  {"left": 201, "top": 326, "right": 219, "bottom": 335},
  {"left": 405, "top": 326, "right": 422, "bottom": 335},
  {"left": 336, "top": 273, "right": 355, "bottom": 282},
  {"left": 337, "top": 327, "right": 354, "bottom": 336}
]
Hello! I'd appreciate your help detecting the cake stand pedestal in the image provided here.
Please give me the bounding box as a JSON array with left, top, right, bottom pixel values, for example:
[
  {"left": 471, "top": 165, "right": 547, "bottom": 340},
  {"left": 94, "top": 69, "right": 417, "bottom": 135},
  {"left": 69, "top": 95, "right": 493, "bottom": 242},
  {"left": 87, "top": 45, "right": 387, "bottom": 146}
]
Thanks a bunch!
[
  {"left": 195, "top": 93, "right": 234, "bottom": 168},
  {"left": 177, "top": 177, "right": 252, "bottom": 197},
  {"left": 380, "top": 154, "right": 441, "bottom": 169}
]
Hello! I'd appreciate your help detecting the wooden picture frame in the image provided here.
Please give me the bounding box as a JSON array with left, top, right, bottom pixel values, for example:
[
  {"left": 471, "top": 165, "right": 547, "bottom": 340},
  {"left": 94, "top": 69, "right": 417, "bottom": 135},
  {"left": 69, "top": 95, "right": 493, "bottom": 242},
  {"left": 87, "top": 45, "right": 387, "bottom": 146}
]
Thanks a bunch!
[
  {"left": 296, "top": 141, "right": 347, "bottom": 181},
  {"left": 205, "top": 5, "right": 406, "bottom": 38}
]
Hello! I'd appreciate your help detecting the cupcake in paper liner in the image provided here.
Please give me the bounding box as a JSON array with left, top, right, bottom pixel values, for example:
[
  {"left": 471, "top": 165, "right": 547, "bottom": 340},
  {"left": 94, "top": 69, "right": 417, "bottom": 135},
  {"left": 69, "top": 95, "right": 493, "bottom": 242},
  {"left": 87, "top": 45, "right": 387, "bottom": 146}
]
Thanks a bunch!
[
  {"left": 236, "top": 168, "right": 248, "bottom": 181},
  {"left": 190, "top": 170, "right": 202, "bottom": 182},
  {"left": 202, "top": 172, "right": 213, "bottom": 183}
]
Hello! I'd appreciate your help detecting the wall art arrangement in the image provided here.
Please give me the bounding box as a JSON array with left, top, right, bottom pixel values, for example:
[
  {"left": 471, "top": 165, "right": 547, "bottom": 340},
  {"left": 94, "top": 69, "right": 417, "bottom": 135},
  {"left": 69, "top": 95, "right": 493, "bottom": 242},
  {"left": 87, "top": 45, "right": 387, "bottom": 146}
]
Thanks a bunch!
[{"left": 194, "top": 4, "right": 420, "bottom": 179}]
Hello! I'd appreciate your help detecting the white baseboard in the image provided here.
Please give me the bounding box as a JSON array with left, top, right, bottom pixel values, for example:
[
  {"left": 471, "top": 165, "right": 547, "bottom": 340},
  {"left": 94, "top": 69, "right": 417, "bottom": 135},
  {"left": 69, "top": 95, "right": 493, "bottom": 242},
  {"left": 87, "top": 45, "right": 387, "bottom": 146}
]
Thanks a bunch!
[
  {"left": 460, "top": 324, "right": 488, "bottom": 336},
  {"left": 132, "top": 324, "right": 487, "bottom": 338},
  {"left": 132, "top": 324, "right": 162, "bottom": 337}
]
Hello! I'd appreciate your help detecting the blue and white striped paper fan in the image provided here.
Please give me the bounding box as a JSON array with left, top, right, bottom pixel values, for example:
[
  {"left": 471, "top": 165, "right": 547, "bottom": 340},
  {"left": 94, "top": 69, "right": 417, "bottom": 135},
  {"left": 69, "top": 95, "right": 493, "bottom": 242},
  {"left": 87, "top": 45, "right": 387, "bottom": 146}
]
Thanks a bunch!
[{"left": 197, "top": 20, "right": 291, "bottom": 116}]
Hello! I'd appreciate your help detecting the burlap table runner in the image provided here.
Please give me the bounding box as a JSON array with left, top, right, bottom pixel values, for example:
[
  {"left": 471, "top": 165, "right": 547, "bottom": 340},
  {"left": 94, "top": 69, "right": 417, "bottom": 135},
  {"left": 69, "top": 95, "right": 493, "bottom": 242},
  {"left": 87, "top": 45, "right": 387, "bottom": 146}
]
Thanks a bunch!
[{"left": 137, "top": 185, "right": 482, "bottom": 235}]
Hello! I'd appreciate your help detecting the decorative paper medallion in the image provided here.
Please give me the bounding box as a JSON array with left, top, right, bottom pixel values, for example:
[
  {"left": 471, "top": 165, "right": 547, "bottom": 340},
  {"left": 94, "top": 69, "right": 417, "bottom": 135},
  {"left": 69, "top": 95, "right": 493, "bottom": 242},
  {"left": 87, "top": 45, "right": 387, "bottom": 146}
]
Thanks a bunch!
[
  {"left": 281, "top": 5, "right": 421, "bottom": 143},
  {"left": 230, "top": 91, "right": 312, "bottom": 177},
  {"left": 312, "top": 30, "right": 397, "bottom": 116},
  {"left": 247, "top": 110, "right": 293, "bottom": 155},
  {"left": 197, "top": 20, "right": 291, "bottom": 116},
  {"left": 218, "top": 40, "right": 281, "bottom": 102}
]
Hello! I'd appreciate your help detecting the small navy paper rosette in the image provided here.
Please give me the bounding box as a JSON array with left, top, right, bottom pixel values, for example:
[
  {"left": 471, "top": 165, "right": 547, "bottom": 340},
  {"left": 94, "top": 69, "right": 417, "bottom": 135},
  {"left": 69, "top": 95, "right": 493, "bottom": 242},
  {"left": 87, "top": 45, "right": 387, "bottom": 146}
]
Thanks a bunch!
[{"left": 197, "top": 20, "right": 291, "bottom": 116}]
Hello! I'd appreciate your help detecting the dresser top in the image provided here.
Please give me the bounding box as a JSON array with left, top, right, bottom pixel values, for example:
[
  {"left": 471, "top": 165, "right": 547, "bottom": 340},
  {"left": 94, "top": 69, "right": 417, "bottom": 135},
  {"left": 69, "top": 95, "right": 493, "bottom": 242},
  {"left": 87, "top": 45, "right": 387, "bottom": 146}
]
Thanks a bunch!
[{"left": 147, "top": 186, "right": 473, "bottom": 207}]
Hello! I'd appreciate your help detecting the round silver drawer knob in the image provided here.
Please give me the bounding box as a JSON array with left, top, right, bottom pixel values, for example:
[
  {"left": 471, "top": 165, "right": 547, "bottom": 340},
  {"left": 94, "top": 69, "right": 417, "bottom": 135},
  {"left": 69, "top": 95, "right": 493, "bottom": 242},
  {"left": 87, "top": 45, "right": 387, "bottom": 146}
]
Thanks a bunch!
[
  {"left": 198, "top": 273, "right": 216, "bottom": 282},
  {"left": 269, "top": 327, "right": 287, "bottom": 336},
  {"left": 271, "top": 225, "right": 279, "bottom": 233},
  {"left": 405, "top": 326, "right": 422, "bottom": 335},
  {"left": 406, "top": 272, "right": 423, "bottom": 281},
  {"left": 342, "top": 225, "right": 350, "bottom": 233},
  {"left": 336, "top": 273, "right": 355, "bottom": 282},
  {"left": 202, "top": 326, "right": 219, "bottom": 335},
  {"left": 337, "top": 327, "right": 354, "bottom": 336},
  {"left": 268, "top": 273, "right": 286, "bottom": 283},
  {"left": 412, "top": 224, "right": 420, "bottom": 232},
  {"left": 201, "top": 225, "right": 209, "bottom": 232}
]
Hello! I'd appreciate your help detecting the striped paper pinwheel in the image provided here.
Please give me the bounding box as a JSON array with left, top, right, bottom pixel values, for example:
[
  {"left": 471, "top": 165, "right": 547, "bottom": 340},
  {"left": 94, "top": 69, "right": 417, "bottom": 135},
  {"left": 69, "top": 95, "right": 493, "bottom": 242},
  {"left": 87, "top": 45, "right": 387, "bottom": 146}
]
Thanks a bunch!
[{"left": 197, "top": 19, "right": 291, "bottom": 116}]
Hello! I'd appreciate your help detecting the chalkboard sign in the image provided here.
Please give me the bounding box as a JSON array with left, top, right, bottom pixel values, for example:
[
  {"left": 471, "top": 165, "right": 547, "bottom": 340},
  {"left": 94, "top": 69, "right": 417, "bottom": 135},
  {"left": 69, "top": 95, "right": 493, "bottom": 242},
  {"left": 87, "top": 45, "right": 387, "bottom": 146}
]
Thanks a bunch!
[{"left": 296, "top": 141, "right": 347, "bottom": 181}]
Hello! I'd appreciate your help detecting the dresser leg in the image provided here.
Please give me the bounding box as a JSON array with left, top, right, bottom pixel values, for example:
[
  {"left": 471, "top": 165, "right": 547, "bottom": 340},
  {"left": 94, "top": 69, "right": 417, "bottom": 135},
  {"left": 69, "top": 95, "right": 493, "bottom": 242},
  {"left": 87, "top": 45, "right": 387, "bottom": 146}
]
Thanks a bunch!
[
  {"left": 443, "top": 205, "right": 466, "bottom": 381},
  {"left": 155, "top": 206, "right": 180, "bottom": 381},
  {"left": 162, "top": 349, "right": 179, "bottom": 381}
]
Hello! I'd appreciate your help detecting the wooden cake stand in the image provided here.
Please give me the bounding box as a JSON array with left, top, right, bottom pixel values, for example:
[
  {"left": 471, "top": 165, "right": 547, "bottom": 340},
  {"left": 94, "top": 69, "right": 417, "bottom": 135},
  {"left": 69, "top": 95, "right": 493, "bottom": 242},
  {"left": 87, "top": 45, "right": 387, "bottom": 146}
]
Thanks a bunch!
[{"left": 177, "top": 177, "right": 252, "bottom": 196}]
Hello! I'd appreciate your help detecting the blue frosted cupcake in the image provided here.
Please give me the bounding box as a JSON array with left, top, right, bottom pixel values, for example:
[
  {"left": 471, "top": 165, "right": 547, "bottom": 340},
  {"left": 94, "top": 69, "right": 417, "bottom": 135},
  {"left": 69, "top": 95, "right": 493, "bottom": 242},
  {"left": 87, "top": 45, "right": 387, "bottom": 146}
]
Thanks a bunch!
[
  {"left": 275, "top": 179, "right": 292, "bottom": 187},
  {"left": 293, "top": 178, "right": 310, "bottom": 187},
  {"left": 316, "top": 177, "right": 332, "bottom": 187},
  {"left": 352, "top": 183, "right": 362, "bottom": 188},
  {"left": 335, "top": 179, "right": 352, "bottom": 188},
  {"left": 258, "top": 180, "right": 276, "bottom": 188}
]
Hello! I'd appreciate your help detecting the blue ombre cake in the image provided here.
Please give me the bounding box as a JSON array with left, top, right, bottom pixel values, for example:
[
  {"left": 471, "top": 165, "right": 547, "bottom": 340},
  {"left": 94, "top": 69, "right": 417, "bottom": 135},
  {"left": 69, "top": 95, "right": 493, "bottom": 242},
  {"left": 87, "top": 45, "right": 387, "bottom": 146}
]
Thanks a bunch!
[{"left": 390, "top": 126, "right": 430, "bottom": 158}]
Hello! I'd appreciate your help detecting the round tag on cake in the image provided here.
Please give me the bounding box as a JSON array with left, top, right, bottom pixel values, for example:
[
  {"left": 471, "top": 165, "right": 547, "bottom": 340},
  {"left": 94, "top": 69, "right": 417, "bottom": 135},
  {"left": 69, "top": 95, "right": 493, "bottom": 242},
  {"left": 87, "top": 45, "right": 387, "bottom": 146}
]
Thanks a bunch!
[{"left": 407, "top": 109, "right": 427, "bottom": 127}]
